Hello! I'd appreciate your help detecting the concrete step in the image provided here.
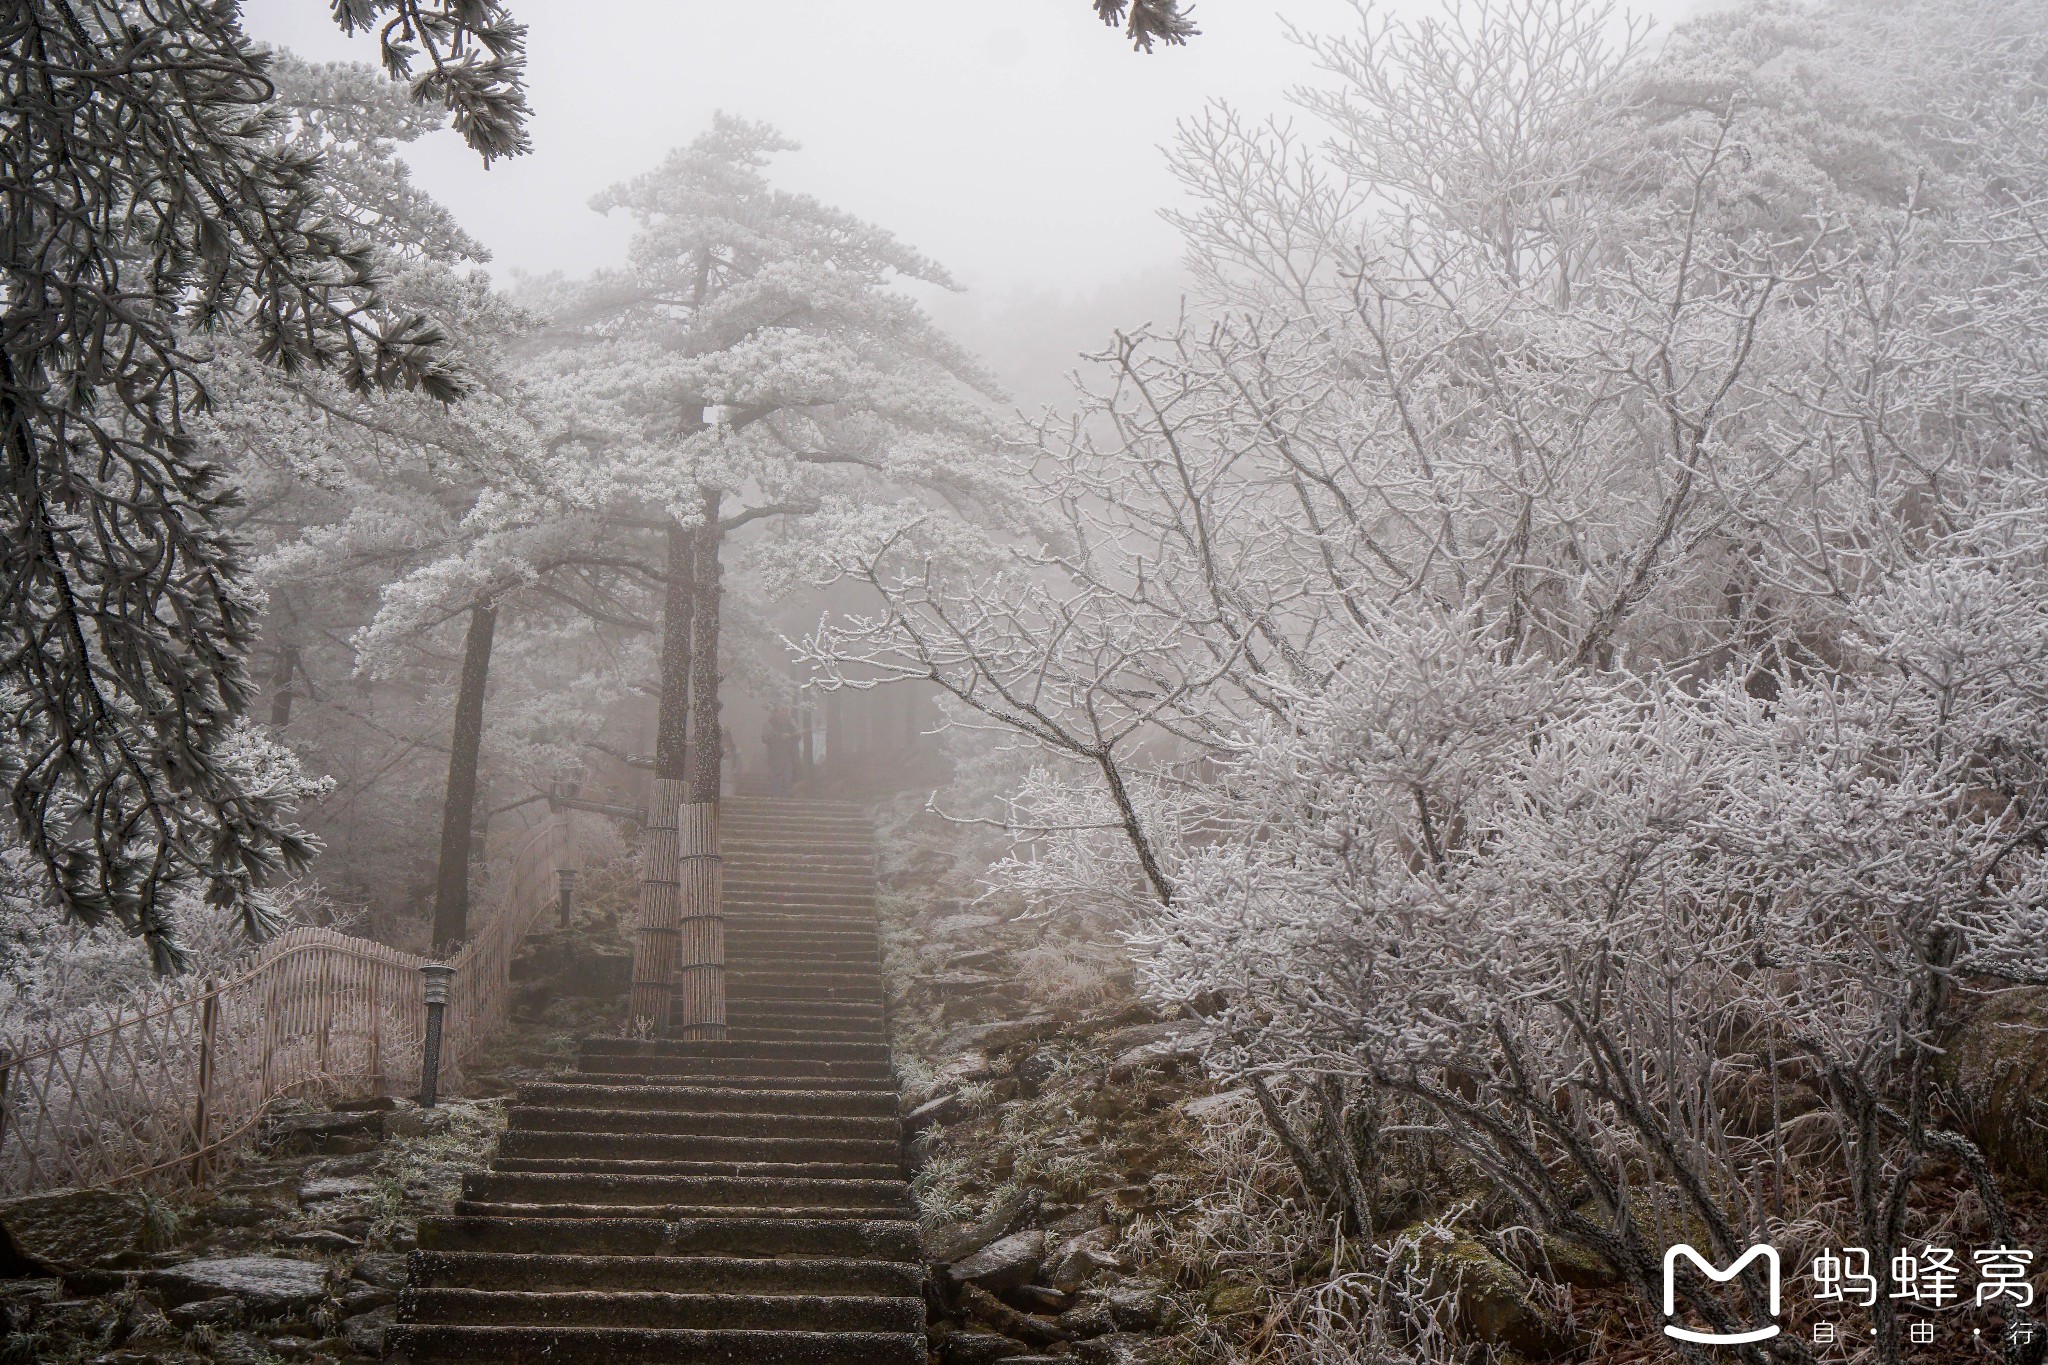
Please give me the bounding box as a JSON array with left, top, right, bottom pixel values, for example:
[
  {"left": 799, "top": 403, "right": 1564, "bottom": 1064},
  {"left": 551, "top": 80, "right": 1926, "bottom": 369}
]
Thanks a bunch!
[
  {"left": 402, "top": 1287, "right": 923, "bottom": 1333},
  {"left": 573, "top": 1051, "right": 892, "bottom": 1083},
  {"left": 418, "top": 1215, "right": 920, "bottom": 1259},
  {"left": 408, "top": 1251, "right": 922, "bottom": 1297},
  {"left": 385, "top": 1324, "right": 923, "bottom": 1364}
]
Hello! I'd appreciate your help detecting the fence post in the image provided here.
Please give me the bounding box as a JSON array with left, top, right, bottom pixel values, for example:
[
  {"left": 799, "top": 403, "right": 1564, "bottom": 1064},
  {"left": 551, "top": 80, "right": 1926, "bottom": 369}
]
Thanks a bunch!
[
  {"left": 190, "top": 981, "right": 221, "bottom": 1185},
  {"left": 556, "top": 867, "right": 579, "bottom": 929},
  {"left": 418, "top": 964, "right": 456, "bottom": 1108}
]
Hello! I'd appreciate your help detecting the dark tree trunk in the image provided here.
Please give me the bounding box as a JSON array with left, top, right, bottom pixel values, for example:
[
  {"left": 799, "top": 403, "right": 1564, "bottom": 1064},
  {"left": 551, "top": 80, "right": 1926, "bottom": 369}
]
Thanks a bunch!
[
  {"left": 268, "top": 641, "right": 298, "bottom": 728},
  {"left": 629, "top": 520, "right": 698, "bottom": 1026},
  {"left": 687, "top": 490, "right": 724, "bottom": 803},
  {"left": 430, "top": 602, "right": 497, "bottom": 953}
]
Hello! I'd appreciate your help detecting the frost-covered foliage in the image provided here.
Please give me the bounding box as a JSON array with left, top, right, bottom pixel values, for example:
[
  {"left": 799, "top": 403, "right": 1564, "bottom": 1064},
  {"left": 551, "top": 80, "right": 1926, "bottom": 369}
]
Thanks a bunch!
[
  {"left": 811, "top": 0, "right": 2048, "bottom": 1350},
  {"left": 0, "top": 0, "right": 526, "bottom": 966}
]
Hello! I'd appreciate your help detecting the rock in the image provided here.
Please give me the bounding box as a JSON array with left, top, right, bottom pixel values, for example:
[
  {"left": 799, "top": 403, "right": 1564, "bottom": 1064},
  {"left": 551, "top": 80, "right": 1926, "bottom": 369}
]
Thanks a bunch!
[
  {"left": 149, "top": 1256, "right": 330, "bottom": 1314},
  {"left": 0, "top": 1189, "right": 147, "bottom": 1273},
  {"left": 383, "top": 1106, "right": 459, "bottom": 1140},
  {"left": 168, "top": 1296, "right": 246, "bottom": 1330},
  {"left": 342, "top": 1304, "right": 396, "bottom": 1356},
  {"left": 907, "top": 1091, "right": 971, "bottom": 1135},
  {"left": 1179, "top": 1088, "right": 1255, "bottom": 1122},
  {"left": 947, "top": 1230, "right": 1046, "bottom": 1292},
  {"left": 960, "top": 1284, "right": 1068, "bottom": 1348},
  {"left": 926, "top": 1187, "right": 1033, "bottom": 1264},
  {"left": 1003, "top": 1284, "right": 1072, "bottom": 1315},
  {"left": 1093, "top": 1284, "right": 1166, "bottom": 1330},
  {"left": 330, "top": 1096, "right": 401, "bottom": 1113},
  {"left": 1049, "top": 1225, "right": 1121, "bottom": 1292},
  {"left": 1513, "top": 1233, "right": 1619, "bottom": 1290},
  {"left": 298, "top": 1175, "right": 378, "bottom": 1205},
  {"left": 940, "top": 1015, "right": 1058, "bottom": 1056},
  {"left": 260, "top": 1110, "right": 381, "bottom": 1154},
  {"left": 1100, "top": 1020, "right": 1209, "bottom": 1055},
  {"left": 349, "top": 1252, "right": 410, "bottom": 1290},
  {"left": 1204, "top": 1280, "right": 1261, "bottom": 1316},
  {"left": 1406, "top": 1233, "right": 1575, "bottom": 1358},
  {"left": 276, "top": 1229, "right": 362, "bottom": 1253},
  {"left": 1074, "top": 1333, "right": 1165, "bottom": 1365},
  {"left": 940, "top": 1328, "right": 1032, "bottom": 1364}
]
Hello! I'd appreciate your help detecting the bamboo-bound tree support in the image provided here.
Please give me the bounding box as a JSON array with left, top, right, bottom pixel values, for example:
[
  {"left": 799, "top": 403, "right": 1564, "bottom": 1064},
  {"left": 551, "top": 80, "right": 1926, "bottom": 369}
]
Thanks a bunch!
[
  {"left": 430, "top": 601, "right": 498, "bottom": 952},
  {"left": 673, "top": 490, "right": 726, "bottom": 1039},
  {"left": 628, "top": 521, "right": 698, "bottom": 1027}
]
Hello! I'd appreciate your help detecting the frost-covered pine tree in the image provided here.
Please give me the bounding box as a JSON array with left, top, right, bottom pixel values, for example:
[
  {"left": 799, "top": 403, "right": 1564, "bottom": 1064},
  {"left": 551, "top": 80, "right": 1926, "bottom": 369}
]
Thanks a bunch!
[
  {"left": 0, "top": 0, "right": 528, "bottom": 967},
  {"left": 511, "top": 116, "right": 1002, "bottom": 1031}
]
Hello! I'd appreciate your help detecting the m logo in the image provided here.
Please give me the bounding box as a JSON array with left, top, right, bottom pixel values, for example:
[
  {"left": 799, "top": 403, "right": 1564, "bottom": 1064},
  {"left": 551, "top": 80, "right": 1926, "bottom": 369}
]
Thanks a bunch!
[{"left": 1663, "top": 1244, "right": 1782, "bottom": 1345}]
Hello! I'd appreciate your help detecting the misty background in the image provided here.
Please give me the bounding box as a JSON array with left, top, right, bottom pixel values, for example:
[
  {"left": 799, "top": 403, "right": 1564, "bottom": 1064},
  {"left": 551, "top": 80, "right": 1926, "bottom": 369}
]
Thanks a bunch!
[{"left": 240, "top": 0, "right": 1708, "bottom": 405}]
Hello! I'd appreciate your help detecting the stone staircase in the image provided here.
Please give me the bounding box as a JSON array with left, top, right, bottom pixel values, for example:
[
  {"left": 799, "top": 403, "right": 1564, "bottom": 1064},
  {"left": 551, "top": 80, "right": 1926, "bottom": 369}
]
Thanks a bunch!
[{"left": 388, "top": 798, "right": 924, "bottom": 1364}]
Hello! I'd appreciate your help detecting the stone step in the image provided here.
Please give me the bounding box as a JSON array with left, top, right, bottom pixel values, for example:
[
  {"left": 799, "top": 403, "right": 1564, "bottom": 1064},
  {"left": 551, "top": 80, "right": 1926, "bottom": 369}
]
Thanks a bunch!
[
  {"left": 401, "top": 1287, "right": 923, "bottom": 1333},
  {"left": 499, "top": 1130, "right": 900, "bottom": 1166},
  {"left": 463, "top": 1171, "right": 912, "bottom": 1211},
  {"left": 726, "top": 997, "right": 885, "bottom": 1018},
  {"left": 408, "top": 1252, "right": 922, "bottom": 1297},
  {"left": 488, "top": 1156, "right": 903, "bottom": 1181},
  {"left": 507, "top": 1107, "right": 898, "bottom": 1141},
  {"left": 564, "top": 1068, "right": 890, "bottom": 1092},
  {"left": 618, "top": 1038, "right": 893, "bottom": 1063},
  {"left": 451, "top": 1200, "right": 916, "bottom": 1224},
  {"left": 419, "top": 1215, "right": 920, "bottom": 1260},
  {"left": 384, "top": 1324, "right": 924, "bottom": 1364},
  {"left": 573, "top": 1050, "right": 892, "bottom": 1082},
  {"left": 514, "top": 1082, "right": 895, "bottom": 1116}
]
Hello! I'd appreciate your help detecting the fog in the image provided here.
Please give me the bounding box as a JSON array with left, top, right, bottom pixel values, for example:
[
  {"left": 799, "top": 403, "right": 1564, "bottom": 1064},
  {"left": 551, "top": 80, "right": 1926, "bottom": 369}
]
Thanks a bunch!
[{"left": 241, "top": 0, "right": 1704, "bottom": 400}]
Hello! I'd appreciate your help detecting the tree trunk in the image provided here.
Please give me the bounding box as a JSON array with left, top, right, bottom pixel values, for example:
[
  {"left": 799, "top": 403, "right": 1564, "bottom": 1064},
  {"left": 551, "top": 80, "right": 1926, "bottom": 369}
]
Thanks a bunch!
[
  {"left": 267, "top": 640, "right": 298, "bottom": 728},
  {"left": 673, "top": 490, "right": 726, "bottom": 1039},
  {"left": 628, "top": 521, "right": 697, "bottom": 1028},
  {"left": 430, "top": 602, "right": 497, "bottom": 953}
]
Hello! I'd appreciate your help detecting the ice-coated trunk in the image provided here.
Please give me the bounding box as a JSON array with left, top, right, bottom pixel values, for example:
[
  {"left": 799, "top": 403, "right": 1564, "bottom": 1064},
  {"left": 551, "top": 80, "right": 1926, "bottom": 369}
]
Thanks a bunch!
[
  {"left": 267, "top": 640, "right": 297, "bottom": 728},
  {"left": 430, "top": 602, "right": 497, "bottom": 952},
  {"left": 673, "top": 490, "right": 726, "bottom": 1039},
  {"left": 628, "top": 520, "right": 697, "bottom": 1028}
]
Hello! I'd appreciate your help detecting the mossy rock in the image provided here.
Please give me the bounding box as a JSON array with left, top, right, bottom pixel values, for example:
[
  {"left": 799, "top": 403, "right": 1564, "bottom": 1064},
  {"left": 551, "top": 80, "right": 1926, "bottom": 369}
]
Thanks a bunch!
[
  {"left": 1202, "top": 1279, "right": 1262, "bottom": 1317},
  {"left": 1941, "top": 988, "right": 2048, "bottom": 1192},
  {"left": 1397, "top": 1228, "right": 1577, "bottom": 1359}
]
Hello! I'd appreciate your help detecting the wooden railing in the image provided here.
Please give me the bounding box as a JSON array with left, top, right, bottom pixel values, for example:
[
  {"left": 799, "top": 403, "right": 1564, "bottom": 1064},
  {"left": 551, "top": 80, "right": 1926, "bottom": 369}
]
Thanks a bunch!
[{"left": 0, "top": 815, "right": 576, "bottom": 1195}]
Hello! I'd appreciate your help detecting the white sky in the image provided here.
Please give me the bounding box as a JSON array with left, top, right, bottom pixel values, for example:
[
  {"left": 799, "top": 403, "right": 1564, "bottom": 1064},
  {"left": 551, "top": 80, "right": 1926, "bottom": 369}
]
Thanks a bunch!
[{"left": 241, "top": 0, "right": 1707, "bottom": 304}]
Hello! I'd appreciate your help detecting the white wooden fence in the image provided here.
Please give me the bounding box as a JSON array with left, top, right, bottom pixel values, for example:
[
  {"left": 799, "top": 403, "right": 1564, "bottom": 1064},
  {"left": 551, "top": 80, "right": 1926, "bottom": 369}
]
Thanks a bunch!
[{"left": 0, "top": 815, "right": 576, "bottom": 1195}]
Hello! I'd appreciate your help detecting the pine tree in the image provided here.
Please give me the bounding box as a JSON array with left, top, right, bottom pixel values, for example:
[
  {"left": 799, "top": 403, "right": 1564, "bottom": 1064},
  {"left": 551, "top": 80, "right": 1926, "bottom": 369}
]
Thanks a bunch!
[{"left": 1, "top": 1, "right": 527, "bottom": 966}]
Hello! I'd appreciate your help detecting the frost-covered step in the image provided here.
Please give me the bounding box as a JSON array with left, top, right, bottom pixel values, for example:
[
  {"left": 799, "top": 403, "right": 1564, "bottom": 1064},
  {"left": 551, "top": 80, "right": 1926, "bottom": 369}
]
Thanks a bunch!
[
  {"left": 408, "top": 1252, "right": 923, "bottom": 1297},
  {"left": 401, "top": 1288, "right": 923, "bottom": 1333},
  {"left": 499, "top": 1130, "right": 900, "bottom": 1165},
  {"left": 463, "top": 1171, "right": 912, "bottom": 1211},
  {"left": 512, "top": 1082, "right": 896, "bottom": 1116},
  {"left": 625, "top": 1038, "right": 893, "bottom": 1063},
  {"left": 383, "top": 1324, "right": 924, "bottom": 1365},
  {"left": 418, "top": 1215, "right": 920, "bottom": 1260},
  {"left": 488, "top": 1156, "right": 902, "bottom": 1181}
]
